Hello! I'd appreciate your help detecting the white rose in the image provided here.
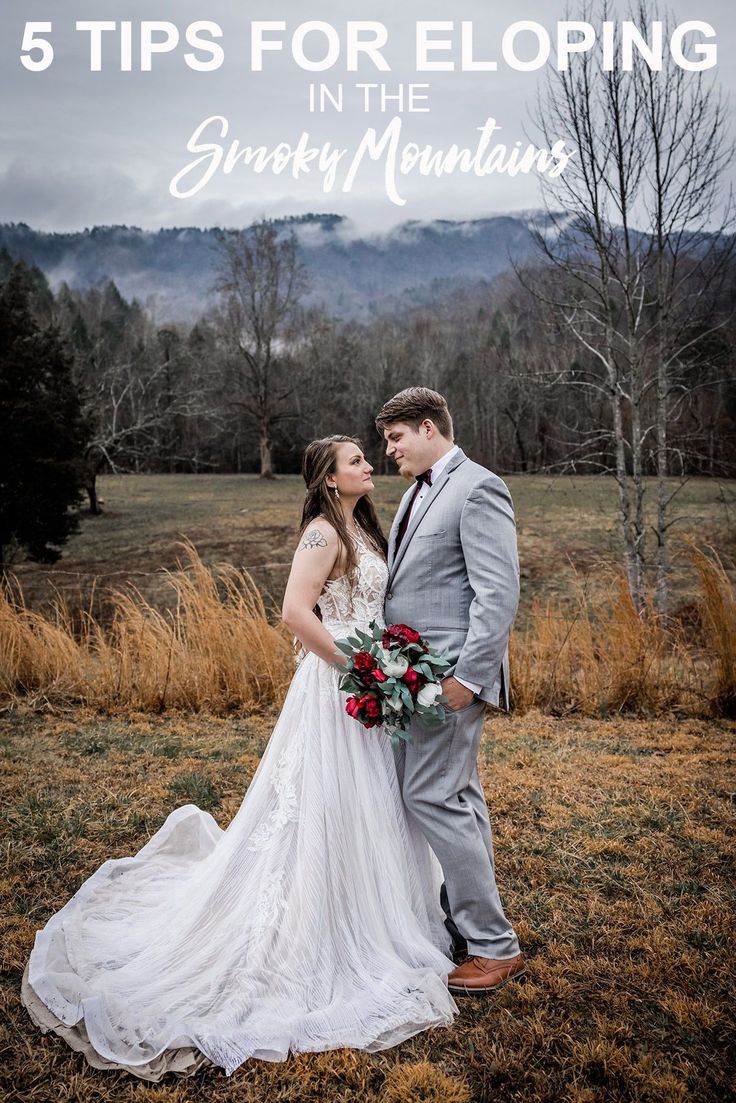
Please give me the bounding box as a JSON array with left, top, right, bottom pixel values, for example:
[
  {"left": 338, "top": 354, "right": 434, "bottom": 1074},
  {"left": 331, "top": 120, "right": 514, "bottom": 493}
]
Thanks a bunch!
[
  {"left": 417, "top": 682, "right": 442, "bottom": 707},
  {"left": 382, "top": 653, "right": 409, "bottom": 678}
]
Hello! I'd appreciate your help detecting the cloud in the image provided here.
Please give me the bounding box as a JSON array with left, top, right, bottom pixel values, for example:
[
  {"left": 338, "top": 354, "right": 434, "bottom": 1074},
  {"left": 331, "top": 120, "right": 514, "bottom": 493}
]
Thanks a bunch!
[
  {"left": 2, "top": 0, "right": 735, "bottom": 236},
  {"left": 0, "top": 159, "right": 154, "bottom": 232}
]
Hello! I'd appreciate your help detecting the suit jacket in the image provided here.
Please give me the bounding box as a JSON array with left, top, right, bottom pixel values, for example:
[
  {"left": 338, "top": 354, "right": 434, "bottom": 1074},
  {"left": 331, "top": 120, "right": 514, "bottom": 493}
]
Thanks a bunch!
[{"left": 384, "top": 447, "right": 519, "bottom": 709}]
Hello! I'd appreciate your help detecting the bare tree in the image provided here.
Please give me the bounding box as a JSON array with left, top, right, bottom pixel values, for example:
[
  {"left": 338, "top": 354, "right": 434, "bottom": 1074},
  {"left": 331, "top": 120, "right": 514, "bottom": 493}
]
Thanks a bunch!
[
  {"left": 524, "top": 0, "right": 735, "bottom": 612},
  {"left": 212, "top": 221, "right": 309, "bottom": 477},
  {"left": 54, "top": 281, "right": 219, "bottom": 511},
  {"left": 637, "top": 6, "right": 736, "bottom": 611},
  {"left": 81, "top": 352, "right": 215, "bottom": 512}
]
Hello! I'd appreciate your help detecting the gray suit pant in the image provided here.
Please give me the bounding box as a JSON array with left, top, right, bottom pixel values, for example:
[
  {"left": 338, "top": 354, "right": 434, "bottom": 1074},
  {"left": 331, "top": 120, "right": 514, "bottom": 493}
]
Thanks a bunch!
[{"left": 394, "top": 698, "right": 521, "bottom": 960}]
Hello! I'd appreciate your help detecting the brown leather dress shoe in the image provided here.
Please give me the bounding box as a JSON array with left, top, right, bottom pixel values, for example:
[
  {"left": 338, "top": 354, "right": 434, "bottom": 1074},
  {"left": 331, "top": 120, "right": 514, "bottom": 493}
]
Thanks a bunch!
[{"left": 447, "top": 952, "right": 526, "bottom": 995}]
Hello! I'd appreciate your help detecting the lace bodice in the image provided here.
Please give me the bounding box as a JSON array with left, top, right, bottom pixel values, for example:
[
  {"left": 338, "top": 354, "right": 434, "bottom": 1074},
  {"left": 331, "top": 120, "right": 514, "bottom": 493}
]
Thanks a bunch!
[{"left": 317, "top": 532, "right": 388, "bottom": 635}]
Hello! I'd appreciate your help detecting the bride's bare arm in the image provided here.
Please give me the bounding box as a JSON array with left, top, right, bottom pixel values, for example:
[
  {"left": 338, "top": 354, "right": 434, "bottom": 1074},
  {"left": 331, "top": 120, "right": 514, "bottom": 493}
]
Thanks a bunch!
[{"left": 281, "top": 521, "right": 347, "bottom": 667}]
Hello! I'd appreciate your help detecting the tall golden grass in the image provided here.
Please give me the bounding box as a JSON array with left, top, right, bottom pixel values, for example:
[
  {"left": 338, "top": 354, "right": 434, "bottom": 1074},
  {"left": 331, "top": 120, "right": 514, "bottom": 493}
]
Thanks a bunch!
[
  {"left": 510, "top": 573, "right": 700, "bottom": 716},
  {"left": 690, "top": 544, "right": 736, "bottom": 717},
  {"left": 509, "top": 546, "right": 735, "bottom": 716},
  {"left": 0, "top": 542, "right": 733, "bottom": 717},
  {"left": 0, "top": 541, "right": 294, "bottom": 712}
]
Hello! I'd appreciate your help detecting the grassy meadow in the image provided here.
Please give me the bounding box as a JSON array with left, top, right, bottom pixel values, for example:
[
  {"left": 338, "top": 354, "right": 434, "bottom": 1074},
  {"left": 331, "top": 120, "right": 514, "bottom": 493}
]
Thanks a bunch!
[
  {"left": 1, "top": 472, "right": 735, "bottom": 1101},
  {"left": 1, "top": 709, "right": 733, "bottom": 1103},
  {"left": 8, "top": 472, "right": 736, "bottom": 620},
  {"left": 2, "top": 473, "right": 734, "bottom": 718}
]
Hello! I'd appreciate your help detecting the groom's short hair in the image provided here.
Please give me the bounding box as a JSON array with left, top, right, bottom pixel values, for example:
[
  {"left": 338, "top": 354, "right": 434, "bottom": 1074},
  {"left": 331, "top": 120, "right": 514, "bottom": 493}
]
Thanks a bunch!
[{"left": 375, "top": 387, "right": 454, "bottom": 439}]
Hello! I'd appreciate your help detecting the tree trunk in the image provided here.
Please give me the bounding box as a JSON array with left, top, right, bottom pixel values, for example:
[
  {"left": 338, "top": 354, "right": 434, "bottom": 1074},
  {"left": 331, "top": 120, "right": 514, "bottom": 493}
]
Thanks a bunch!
[
  {"left": 490, "top": 403, "right": 498, "bottom": 472},
  {"left": 86, "top": 477, "right": 102, "bottom": 515},
  {"left": 630, "top": 372, "right": 647, "bottom": 607},
  {"left": 259, "top": 426, "right": 275, "bottom": 478},
  {"left": 612, "top": 390, "right": 643, "bottom": 611},
  {"left": 83, "top": 452, "right": 104, "bottom": 514},
  {"left": 655, "top": 350, "right": 669, "bottom": 615},
  {"left": 504, "top": 409, "right": 528, "bottom": 472}
]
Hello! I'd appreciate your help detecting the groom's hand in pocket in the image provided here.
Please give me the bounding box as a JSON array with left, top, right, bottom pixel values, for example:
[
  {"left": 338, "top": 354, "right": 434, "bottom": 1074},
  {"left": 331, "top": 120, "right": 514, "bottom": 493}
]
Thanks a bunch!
[{"left": 441, "top": 676, "right": 475, "bottom": 711}]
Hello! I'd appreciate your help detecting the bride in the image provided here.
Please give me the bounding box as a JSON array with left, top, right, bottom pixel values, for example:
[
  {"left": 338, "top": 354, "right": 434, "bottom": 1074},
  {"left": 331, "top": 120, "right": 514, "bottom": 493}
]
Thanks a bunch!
[{"left": 21, "top": 434, "right": 458, "bottom": 1081}]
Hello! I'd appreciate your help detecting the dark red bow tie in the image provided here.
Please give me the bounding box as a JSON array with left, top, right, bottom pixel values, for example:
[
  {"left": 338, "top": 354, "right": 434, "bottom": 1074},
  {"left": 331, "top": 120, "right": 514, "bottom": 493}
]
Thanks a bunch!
[{"left": 416, "top": 469, "right": 433, "bottom": 487}]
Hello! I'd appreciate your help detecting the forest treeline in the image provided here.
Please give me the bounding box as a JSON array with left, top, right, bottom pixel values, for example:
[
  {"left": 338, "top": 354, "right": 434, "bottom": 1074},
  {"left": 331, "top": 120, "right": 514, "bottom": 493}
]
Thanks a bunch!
[{"left": 1, "top": 234, "right": 733, "bottom": 494}]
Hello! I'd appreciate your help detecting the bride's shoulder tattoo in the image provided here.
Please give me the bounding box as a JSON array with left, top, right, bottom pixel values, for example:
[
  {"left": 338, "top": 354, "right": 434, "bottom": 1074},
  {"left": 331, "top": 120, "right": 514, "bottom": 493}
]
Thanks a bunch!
[{"left": 302, "top": 528, "right": 328, "bottom": 549}]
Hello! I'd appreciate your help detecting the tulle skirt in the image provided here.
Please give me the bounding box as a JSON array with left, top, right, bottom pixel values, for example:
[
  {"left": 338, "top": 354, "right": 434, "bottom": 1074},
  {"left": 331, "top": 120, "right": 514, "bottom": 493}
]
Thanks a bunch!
[{"left": 21, "top": 650, "right": 457, "bottom": 1081}]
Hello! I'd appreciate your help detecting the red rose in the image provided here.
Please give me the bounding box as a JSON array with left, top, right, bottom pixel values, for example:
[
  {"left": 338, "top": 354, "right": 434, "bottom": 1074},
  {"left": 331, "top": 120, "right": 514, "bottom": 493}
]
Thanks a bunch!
[
  {"left": 373, "top": 669, "right": 388, "bottom": 683},
  {"left": 346, "top": 691, "right": 382, "bottom": 728},
  {"left": 353, "top": 651, "right": 377, "bottom": 674},
  {"left": 354, "top": 651, "right": 383, "bottom": 687},
  {"left": 402, "top": 666, "right": 423, "bottom": 695},
  {"left": 346, "top": 692, "right": 383, "bottom": 729},
  {"left": 383, "top": 624, "right": 423, "bottom": 649},
  {"left": 346, "top": 696, "right": 362, "bottom": 719}
]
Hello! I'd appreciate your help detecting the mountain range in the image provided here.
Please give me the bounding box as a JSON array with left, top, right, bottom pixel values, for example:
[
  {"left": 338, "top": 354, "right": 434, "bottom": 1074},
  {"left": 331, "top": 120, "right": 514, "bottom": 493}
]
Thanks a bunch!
[{"left": 0, "top": 212, "right": 549, "bottom": 323}]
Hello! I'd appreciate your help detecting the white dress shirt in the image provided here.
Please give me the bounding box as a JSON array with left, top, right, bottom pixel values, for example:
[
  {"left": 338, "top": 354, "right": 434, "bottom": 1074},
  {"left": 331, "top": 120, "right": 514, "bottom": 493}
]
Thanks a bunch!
[
  {"left": 407, "top": 444, "right": 459, "bottom": 523},
  {"left": 406, "top": 445, "right": 481, "bottom": 698}
]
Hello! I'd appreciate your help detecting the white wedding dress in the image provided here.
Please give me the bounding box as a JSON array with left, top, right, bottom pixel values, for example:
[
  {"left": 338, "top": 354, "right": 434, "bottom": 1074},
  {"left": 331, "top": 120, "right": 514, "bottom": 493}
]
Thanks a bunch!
[{"left": 21, "top": 533, "right": 457, "bottom": 1081}]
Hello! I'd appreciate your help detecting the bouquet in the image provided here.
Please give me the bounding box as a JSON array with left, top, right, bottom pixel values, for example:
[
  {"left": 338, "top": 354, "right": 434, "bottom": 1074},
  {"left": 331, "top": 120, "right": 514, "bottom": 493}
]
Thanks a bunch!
[{"left": 335, "top": 621, "right": 451, "bottom": 749}]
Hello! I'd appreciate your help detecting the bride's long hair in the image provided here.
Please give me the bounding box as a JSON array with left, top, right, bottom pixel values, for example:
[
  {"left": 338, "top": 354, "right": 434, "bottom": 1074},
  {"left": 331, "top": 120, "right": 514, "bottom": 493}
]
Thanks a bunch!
[{"left": 299, "top": 435, "right": 388, "bottom": 585}]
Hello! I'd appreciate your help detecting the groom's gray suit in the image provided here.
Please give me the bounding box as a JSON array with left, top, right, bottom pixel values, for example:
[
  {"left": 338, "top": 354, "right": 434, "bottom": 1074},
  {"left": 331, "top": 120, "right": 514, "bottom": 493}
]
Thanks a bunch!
[{"left": 384, "top": 446, "right": 521, "bottom": 960}]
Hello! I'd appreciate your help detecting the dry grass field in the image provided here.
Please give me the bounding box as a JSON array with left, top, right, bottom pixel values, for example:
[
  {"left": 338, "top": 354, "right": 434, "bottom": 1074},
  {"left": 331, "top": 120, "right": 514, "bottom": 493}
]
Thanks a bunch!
[
  {"left": 1, "top": 473, "right": 734, "bottom": 1101},
  {"left": 8, "top": 473, "right": 735, "bottom": 621},
  {"left": 2, "top": 473, "right": 734, "bottom": 719},
  {"left": 1, "top": 708, "right": 733, "bottom": 1102}
]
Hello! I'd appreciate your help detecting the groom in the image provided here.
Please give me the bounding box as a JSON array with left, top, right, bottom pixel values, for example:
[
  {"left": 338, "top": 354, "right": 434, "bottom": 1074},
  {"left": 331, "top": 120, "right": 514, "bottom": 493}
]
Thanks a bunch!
[{"left": 376, "top": 387, "right": 525, "bottom": 995}]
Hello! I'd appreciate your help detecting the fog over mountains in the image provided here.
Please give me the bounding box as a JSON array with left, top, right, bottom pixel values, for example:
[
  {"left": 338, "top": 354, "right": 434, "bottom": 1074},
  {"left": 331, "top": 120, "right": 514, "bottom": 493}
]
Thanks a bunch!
[{"left": 0, "top": 213, "right": 547, "bottom": 323}]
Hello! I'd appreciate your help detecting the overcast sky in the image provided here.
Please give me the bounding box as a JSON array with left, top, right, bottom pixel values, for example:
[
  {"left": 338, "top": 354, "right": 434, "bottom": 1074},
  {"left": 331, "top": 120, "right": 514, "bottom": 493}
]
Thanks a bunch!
[{"left": 2, "top": 0, "right": 734, "bottom": 233}]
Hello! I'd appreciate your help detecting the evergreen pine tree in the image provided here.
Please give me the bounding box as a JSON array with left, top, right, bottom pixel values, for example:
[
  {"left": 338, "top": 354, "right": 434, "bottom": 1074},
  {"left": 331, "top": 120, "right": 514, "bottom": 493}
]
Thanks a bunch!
[{"left": 0, "top": 263, "right": 90, "bottom": 569}]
